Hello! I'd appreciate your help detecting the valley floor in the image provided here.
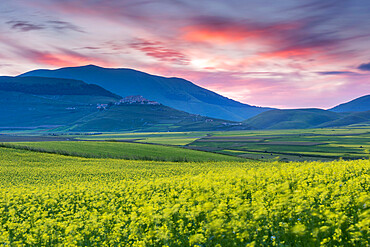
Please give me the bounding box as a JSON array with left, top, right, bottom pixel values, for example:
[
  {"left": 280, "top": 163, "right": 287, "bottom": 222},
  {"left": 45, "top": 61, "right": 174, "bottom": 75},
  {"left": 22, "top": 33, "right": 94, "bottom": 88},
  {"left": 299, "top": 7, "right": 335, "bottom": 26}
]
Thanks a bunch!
[{"left": 3, "top": 126, "right": 365, "bottom": 162}]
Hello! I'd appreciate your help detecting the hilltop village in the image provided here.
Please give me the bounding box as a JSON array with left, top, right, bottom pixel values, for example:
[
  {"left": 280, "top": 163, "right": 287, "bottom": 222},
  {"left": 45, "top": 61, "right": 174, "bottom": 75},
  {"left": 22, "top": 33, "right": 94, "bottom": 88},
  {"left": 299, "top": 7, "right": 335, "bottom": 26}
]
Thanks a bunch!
[{"left": 97, "top": 95, "right": 160, "bottom": 110}]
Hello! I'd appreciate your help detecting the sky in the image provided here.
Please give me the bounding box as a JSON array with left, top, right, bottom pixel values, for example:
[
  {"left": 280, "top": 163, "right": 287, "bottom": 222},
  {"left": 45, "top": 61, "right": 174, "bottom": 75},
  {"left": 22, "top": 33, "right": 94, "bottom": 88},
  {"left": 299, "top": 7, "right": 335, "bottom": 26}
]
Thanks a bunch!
[{"left": 0, "top": 0, "right": 370, "bottom": 109}]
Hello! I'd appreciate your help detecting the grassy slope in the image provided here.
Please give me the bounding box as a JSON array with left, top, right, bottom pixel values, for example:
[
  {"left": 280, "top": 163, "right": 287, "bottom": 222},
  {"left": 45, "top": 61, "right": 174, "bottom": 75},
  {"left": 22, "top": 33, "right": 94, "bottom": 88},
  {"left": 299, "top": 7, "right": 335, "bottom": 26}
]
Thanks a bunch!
[
  {"left": 0, "top": 91, "right": 107, "bottom": 127},
  {"left": 318, "top": 110, "right": 370, "bottom": 127},
  {"left": 0, "top": 75, "right": 121, "bottom": 129},
  {"left": 66, "top": 104, "right": 238, "bottom": 132},
  {"left": 243, "top": 109, "right": 341, "bottom": 129},
  {"left": 244, "top": 108, "right": 370, "bottom": 130},
  {"left": 1, "top": 141, "right": 243, "bottom": 162},
  {"left": 0, "top": 89, "right": 118, "bottom": 128},
  {"left": 0, "top": 88, "right": 239, "bottom": 132}
]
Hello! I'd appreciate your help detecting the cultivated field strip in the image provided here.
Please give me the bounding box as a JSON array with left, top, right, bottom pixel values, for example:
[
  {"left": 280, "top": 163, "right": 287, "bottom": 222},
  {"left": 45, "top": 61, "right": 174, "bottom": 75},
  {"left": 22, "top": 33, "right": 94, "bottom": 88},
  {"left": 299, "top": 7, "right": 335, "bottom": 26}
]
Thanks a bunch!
[{"left": 0, "top": 148, "right": 369, "bottom": 246}]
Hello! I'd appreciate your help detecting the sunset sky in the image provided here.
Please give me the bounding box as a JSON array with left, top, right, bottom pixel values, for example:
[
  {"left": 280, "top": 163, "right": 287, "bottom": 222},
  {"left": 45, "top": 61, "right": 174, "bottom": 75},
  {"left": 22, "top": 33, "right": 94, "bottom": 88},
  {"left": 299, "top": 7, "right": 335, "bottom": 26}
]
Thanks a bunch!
[{"left": 0, "top": 0, "right": 369, "bottom": 108}]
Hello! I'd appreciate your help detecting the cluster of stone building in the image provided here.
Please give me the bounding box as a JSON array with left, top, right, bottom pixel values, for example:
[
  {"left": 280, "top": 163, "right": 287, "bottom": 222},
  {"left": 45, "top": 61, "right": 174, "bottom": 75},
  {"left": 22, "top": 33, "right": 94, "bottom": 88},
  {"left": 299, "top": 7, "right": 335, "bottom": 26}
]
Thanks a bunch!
[
  {"left": 96, "top": 95, "right": 160, "bottom": 110},
  {"left": 115, "top": 95, "right": 160, "bottom": 105}
]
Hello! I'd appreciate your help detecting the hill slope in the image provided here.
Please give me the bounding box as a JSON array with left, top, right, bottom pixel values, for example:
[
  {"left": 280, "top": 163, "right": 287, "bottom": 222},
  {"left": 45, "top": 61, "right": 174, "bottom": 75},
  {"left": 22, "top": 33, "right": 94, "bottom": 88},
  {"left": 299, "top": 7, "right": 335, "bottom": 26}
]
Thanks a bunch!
[
  {"left": 0, "top": 76, "right": 120, "bottom": 98},
  {"left": 318, "top": 110, "right": 370, "bottom": 127},
  {"left": 330, "top": 95, "right": 370, "bottom": 112},
  {"left": 0, "top": 76, "right": 119, "bottom": 128},
  {"left": 65, "top": 104, "right": 243, "bottom": 132},
  {"left": 243, "top": 109, "right": 341, "bottom": 129},
  {"left": 0, "top": 76, "right": 242, "bottom": 132},
  {"left": 19, "top": 65, "right": 271, "bottom": 121}
]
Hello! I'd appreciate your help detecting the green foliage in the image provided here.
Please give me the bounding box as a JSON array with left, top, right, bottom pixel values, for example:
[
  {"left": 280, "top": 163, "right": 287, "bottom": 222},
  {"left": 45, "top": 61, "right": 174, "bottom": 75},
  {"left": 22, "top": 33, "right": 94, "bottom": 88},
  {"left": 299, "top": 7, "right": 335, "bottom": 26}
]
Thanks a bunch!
[{"left": 0, "top": 148, "right": 369, "bottom": 246}]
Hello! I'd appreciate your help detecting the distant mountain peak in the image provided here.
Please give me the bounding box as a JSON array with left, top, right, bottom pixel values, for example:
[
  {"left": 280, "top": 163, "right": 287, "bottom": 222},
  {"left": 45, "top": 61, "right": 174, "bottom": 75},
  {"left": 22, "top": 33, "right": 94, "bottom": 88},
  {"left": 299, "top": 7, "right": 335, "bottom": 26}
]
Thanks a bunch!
[
  {"left": 70, "top": 64, "right": 106, "bottom": 70},
  {"left": 83, "top": 64, "right": 101, "bottom": 68},
  {"left": 19, "top": 65, "right": 272, "bottom": 121},
  {"left": 330, "top": 94, "right": 370, "bottom": 112}
]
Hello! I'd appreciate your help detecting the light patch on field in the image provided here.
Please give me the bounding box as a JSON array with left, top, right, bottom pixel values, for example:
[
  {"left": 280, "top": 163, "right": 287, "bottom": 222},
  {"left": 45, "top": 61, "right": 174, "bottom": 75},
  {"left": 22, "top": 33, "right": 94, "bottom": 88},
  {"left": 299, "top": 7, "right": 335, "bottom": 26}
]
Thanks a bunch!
[
  {"left": 258, "top": 141, "right": 326, "bottom": 146},
  {"left": 136, "top": 137, "right": 200, "bottom": 145},
  {"left": 222, "top": 149, "right": 246, "bottom": 153}
]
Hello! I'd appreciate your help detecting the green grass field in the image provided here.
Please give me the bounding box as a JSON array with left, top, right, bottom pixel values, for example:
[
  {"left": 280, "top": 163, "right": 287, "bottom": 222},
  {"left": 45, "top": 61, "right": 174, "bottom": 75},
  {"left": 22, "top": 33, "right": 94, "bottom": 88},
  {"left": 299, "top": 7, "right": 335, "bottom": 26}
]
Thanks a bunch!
[
  {"left": 76, "top": 131, "right": 209, "bottom": 145},
  {"left": 188, "top": 127, "right": 370, "bottom": 161},
  {"left": 0, "top": 147, "right": 368, "bottom": 246},
  {"left": 69, "top": 127, "right": 370, "bottom": 161},
  {"left": 0, "top": 141, "right": 242, "bottom": 162}
]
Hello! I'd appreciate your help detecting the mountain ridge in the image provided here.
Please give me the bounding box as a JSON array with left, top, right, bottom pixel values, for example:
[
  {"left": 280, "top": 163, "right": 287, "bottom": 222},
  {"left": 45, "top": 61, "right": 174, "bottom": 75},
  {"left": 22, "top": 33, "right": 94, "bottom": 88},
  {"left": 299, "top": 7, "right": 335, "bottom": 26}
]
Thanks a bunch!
[
  {"left": 243, "top": 109, "right": 341, "bottom": 129},
  {"left": 0, "top": 76, "right": 246, "bottom": 132},
  {"left": 19, "top": 64, "right": 272, "bottom": 121},
  {"left": 243, "top": 108, "right": 370, "bottom": 129},
  {"left": 0, "top": 76, "right": 121, "bottom": 99},
  {"left": 330, "top": 94, "right": 370, "bottom": 112}
]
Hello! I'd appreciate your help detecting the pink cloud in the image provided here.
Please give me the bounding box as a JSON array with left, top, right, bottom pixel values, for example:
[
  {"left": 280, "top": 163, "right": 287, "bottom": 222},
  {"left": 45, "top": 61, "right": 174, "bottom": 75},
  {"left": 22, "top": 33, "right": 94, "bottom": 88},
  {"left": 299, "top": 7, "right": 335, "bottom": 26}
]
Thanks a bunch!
[
  {"left": 130, "top": 39, "right": 190, "bottom": 65},
  {"left": 19, "top": 48, "right": 116, "bottom": 68},
  {"left": 181, "top": 20, "right": 300, "bottom": 45},
  {"left": 1, "top": 1, "right": 369, "bottom": 109},
  {"left": 134, "top": 63, "right": 370, "bottom": 109}
]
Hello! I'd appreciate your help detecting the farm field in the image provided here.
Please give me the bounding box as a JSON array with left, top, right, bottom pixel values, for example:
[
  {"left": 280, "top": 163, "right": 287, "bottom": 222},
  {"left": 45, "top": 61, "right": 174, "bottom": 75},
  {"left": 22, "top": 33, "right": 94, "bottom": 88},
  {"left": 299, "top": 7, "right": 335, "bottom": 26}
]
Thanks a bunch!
[
  {"left": 70, "top": 127, "right": 370, "bottom": 161},
  {"left": 0, "top": 147, "right": 369, "bottom": 246},
  {"left": 75, "top": 131, "right": 209, "bottom": 145},
  {"left": 0, "top": 141, "right": 242, "bottom": 162},
  {"left": 1, "top": 127, "right": 369, "bottom": 161},
  {"left": 2, "top": 1, "right": 370, "bottom": 246},
  {"left": 191, "top": 127, "right": 370, "bottom": 161}
]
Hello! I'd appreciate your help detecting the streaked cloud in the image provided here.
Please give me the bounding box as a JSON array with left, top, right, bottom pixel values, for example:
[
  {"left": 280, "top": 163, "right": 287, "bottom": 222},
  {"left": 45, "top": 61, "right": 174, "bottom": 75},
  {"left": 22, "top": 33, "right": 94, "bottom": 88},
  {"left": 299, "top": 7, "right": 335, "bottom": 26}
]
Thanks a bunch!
[
  {"left": 0, "top": 0, "right": 369, "bottom": 108},
  {"left": 317, "top": 71, "right": 357, "bottom": 75},
  {"left": 6, "top": 19, "right": 84, "bottom": 33},
  {"left": 6, "top": 21, "right": 44, "bottom": 32},
  {"left": 19, "top": 48, "right": 115, "bottom": 67},
  {"left": 47, "top": 21, "right": 84, "bottom": 33}
]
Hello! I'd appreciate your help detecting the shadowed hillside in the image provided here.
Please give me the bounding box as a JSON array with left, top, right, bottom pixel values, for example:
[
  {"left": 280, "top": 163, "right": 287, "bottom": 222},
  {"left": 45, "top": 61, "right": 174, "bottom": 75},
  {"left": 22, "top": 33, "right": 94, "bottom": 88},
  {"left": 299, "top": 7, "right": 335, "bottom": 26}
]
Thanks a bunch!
[
  {"left": 0, "top": 76, "right": 244, "bottom": 132},
  {"left": 19, "top": 65, "right": 272, "bottom": 121},
  {"left": 318, "top": 110, "right": 370, "bottom": 127},
  {"left": 243, "top": 109, "right": 340, "bottom": 129},
  {"left": 0, "top": 76, "right": 119, "bottom": 128},
  {"left": 0, "top": 76, "right": 120, "bottom": 99},
  {"left": 330, "top": 95, "right": 370, "bottom": 112},
  {"left": 65, "top": 104, "right": 245, "bottom": 132}
]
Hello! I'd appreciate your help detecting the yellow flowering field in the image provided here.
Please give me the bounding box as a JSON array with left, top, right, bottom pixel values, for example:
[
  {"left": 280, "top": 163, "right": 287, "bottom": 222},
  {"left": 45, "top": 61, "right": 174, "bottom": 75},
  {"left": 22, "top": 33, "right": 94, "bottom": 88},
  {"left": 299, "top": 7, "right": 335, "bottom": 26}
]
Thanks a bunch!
[{"left": 0, "top": 148, "right": 369, "bottom": 246}]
